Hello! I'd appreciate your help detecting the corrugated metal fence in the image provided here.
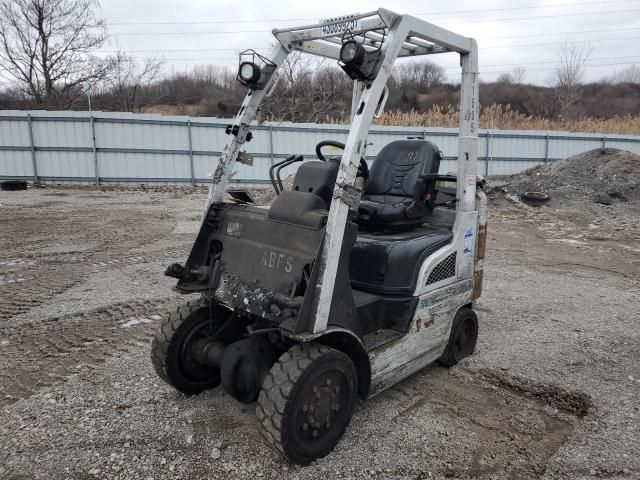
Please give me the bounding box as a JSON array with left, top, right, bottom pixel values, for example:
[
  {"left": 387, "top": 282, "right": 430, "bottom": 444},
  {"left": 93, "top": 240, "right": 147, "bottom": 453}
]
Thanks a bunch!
[{"left": 1, "top": 110, "right": 639, "bottom": 185}]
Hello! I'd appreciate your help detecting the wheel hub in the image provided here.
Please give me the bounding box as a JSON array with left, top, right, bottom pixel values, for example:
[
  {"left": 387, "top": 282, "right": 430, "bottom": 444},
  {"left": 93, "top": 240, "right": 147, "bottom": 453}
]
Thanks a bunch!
[
  {"left": 305, "top": 380, "right": 340, "bottom": 429},
  {"left": 298, "top": 371, "right": 348, "bottom": 441}
]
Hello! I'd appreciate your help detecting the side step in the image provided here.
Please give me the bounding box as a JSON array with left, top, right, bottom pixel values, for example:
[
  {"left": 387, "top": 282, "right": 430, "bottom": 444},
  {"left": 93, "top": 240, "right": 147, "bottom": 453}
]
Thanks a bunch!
[
  {"left": 352, "top": 288, "right": 411, "bottom": 350},
  {"left": 363, "top": 329, "right": 404, "bottom": 350}
]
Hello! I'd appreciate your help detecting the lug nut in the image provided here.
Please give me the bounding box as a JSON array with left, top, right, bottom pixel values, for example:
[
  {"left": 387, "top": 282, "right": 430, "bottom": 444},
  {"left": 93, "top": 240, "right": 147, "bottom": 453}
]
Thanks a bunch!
[
  {"left": 302, "top": 404, "right": 308, "bottom": 412},
  {"left": 312, "top": 430, "right": 318, "bottom": 438},
  {"left": 335, "top": 386, "right": 341, "bottom": 394},
  {"left": 303, "top": 422, "right": 308, "bottom": 431},
  {"left": 326, "top": 379, "right": 332, "bottom": 386}
]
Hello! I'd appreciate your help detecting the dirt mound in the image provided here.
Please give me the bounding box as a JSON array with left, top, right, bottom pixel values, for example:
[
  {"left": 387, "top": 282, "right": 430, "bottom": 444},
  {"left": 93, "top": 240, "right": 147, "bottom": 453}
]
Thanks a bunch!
[{"left": 499, "top": 148, "right": 640, "bottom": 203}]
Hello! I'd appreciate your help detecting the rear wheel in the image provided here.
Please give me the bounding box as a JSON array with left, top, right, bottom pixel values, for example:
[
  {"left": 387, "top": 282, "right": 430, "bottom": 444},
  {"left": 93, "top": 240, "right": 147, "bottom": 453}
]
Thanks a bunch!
[
  {"left": 151, "top": 300, "right": 228, "bottom": 394},
  {"left": 438, "top": 307, "right": 478, "bottom": 367},
  {"left": 256, "top": 343, "right": 358, "bottom": 465}
]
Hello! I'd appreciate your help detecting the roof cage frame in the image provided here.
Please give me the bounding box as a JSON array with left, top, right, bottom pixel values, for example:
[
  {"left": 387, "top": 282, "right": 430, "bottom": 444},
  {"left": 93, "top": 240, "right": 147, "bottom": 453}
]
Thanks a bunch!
[
  {"left": 206, "top": 8, "right": 479, "bottom": 335},
  {"left": 272, "top": 8, "right": 472, "bottom": 60}
]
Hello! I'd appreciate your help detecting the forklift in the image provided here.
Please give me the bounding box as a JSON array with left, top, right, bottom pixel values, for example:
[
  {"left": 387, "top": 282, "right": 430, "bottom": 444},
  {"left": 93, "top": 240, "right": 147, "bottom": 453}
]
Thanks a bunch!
[{"left": 152, "top": 8, "right": 486, "bottom": 464}]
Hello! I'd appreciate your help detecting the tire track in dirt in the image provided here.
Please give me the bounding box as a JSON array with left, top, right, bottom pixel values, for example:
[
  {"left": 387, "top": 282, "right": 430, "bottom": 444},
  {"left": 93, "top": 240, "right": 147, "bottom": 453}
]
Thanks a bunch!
[
  {"left": 381, "top": 368, "right": 591, "bottom": 479},
  {"left": 0, "top": 298, "right": 183, "bottom": 407},
  {"left": 0, "top": 244, "right": 190, "bottom": 321}
]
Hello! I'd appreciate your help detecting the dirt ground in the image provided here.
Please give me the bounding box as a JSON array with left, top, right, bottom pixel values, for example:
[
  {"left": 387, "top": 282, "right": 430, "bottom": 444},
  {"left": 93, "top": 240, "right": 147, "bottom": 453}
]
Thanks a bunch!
[{"left": 0, "top": 184, "right": 639, "bottom": 480}]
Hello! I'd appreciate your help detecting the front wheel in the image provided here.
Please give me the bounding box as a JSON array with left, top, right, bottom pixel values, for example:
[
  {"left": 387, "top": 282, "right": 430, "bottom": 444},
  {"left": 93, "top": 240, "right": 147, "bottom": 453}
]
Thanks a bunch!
[
  {"left": 151, "top": 300, "right": 228, "bottom": 394},
  {"left": 438, "top": 307, "right": 478, "bottom": 367},
  {"left": 256, "top": 343, "right": 358, "bottom": 465}
]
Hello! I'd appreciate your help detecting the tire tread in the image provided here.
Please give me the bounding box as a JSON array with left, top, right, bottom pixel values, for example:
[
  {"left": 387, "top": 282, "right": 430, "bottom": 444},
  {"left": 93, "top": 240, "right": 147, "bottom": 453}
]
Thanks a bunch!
[
  {"left": 150, "top": 298, "right": 206, "bottom": 388},
  {"left": 256, "top": 343, "right": 336, "bottom": 457}
]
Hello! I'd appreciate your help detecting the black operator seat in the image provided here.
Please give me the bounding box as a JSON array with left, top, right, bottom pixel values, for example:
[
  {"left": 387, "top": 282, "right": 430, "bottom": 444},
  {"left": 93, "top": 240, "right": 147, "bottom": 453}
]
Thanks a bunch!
[
  {"left": 350, "top": 140, "right": 453, "bottom": 295},
  {"left": 357, "top": 140, "right": 442, "bottom": 231}
]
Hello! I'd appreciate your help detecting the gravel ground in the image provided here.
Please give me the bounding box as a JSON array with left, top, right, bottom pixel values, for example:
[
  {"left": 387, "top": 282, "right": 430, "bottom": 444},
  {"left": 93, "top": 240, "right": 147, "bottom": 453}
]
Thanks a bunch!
[{"left": 0, "top": 185, "right": 639, "bottom": 480}]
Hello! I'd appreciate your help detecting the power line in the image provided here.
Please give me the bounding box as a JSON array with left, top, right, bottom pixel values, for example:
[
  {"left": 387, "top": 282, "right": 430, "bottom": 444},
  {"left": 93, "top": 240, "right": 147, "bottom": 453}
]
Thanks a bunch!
[
  {"left": 107, "top": 0, "right": 640, "bottom": 26},
  {"left": 442, "top": 56, "right": 640, "bottom": 71},
  {"left": 481, "top": 26, "right": 640, "bottom": 41},
  {"left": 107, "top": 8, "right": 640, "bottom": 35},
  {"left": 98, "top": 34, "right": 640, "bottom": 62},
  {"left": 147, "top": 56, "right": 640, "bottom": 71},
  {"left": 483, "top": 35, "right": 640, "bottom": 50},
  {"left": 455, "top": 61, "right": 637, "bottom": 76},
  {"left": 95, "top": 26, "right": 640, "bottom": 55}
]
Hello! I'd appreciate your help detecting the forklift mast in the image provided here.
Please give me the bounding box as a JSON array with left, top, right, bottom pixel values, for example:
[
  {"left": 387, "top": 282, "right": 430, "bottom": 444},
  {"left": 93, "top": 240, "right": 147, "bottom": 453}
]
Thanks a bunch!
[{"left": 205, "top": 8, "right": 479, "bottom": 335}]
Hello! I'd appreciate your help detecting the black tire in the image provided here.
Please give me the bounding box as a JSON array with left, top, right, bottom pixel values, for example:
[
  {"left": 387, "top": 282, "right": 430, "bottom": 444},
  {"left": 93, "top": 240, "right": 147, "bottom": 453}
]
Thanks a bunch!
[
  {"left": 520, "top": 191, "right": 551, "bottom": 207},
  {"left": 438, "top": 307, "right": 479, "bottom": 368},
  {"left": 1, "top": 180, "right": 27, "bottom": 191},
  {"left": 256, "top": 343, "right": 358, "bottom": 465},
  {"left": 151, "top": 299, "right": 226, "bottom": 394}
]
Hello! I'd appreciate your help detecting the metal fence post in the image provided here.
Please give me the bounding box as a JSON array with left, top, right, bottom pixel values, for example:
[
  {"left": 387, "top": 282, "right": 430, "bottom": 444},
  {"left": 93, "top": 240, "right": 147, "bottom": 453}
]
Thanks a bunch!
[
  {"left": 187, "top": 119, "right": 195, "bottom": 186},
  {"left": 268, "top": 125, "right": 275, "bottom": 166},
  {"left": 601, "top": 136, "right": 606, "bottom": 150},
  {"left": 484, "top": 131, "right": 491, "bottom": 177},
  {"left": 544, "top": 134, "right": 550, "bottom": 165},
  {"left": 90, "top": 114, "right": 100, "bottom": 185},
  {"left": 27, "top": 114, "right": 38, "bottom": 183}
]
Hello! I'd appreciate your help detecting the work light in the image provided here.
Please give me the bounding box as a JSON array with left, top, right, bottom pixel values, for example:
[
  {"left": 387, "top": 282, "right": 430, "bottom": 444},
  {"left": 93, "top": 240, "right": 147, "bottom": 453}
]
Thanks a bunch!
[
  {"left": 238, "top": 62, "right": 261, "bottom": 85},
  {"left": 339, "top": 40, "right": 364, "bottom": 64},
  {"left": 236, "top": 50, "right": 276, "bottom": 90},
  {"left": 338, "top": 37, "right": 383, "bottom": 82}
]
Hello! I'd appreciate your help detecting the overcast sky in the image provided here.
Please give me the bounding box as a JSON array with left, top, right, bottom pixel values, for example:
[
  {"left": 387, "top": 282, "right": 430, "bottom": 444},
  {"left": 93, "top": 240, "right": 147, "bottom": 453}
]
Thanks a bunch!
[{"left": 47, "top": 0, "right": 640, "bottom": 85}]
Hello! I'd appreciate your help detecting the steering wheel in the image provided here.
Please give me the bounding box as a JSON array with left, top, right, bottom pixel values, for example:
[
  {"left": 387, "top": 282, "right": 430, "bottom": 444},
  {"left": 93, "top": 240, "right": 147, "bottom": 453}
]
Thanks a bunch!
[{"left": 315, "top": 140, "right": 369, "bottom": 179}]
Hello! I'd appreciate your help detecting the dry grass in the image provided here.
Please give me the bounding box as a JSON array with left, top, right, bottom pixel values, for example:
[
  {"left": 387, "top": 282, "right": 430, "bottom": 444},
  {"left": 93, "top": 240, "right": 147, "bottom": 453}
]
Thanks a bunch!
[
  {"left": 144, "top": 102, "right": 640, "bottom": 136},
  {"left": 372, "top": 104, "right": 640, "bottom": 135}
]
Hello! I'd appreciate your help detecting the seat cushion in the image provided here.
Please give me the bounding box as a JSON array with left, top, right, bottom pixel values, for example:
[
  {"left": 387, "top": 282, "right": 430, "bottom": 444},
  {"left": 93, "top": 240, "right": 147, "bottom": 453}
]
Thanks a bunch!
[
  {"left": 349, "top": 225, "right": 453, "bottom": 295},
  {"left": 358, "top": 194, "right": 429, "bottom": 229}
]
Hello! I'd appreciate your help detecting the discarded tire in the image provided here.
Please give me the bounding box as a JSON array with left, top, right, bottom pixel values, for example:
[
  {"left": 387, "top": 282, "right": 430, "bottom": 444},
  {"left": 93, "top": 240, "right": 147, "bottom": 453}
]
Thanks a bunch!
[
  {"left": 521, "top": 191, "right": 550, "bottom": 207},
  {"left": 1, "top": 180, "right": 27, "bottom": 191}
]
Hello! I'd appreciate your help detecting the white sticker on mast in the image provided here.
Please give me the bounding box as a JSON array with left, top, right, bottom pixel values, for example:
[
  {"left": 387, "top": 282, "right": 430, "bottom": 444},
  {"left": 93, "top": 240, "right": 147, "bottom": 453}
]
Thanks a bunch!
[{"left": 319, "top": 15, "right": 362, "bottom": 35}]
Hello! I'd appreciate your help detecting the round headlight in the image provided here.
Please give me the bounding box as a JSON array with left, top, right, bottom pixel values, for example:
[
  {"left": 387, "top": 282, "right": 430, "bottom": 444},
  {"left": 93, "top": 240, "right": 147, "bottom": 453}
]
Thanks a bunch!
[
  {"left": 340, "top": 40, "right": 362, "bottom": 64},
  {"left": 239, "top": 62, "right": 260, "bottom": 83}
]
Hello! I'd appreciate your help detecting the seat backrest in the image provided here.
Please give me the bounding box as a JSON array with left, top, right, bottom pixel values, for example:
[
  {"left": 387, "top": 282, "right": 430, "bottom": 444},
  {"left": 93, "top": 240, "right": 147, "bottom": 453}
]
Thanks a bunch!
[
  {"left": 292, "top": 160, "right": 339, "bottom": 207},
  {"left": 365, "top": 140, "right": 442, "bottom": 200}
]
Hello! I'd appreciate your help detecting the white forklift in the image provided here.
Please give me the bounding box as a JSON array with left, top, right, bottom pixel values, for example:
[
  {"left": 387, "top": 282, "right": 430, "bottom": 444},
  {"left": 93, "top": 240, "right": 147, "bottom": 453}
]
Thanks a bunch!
[{"left": 152, "top": 8, "right": 486, "bottom": 464}]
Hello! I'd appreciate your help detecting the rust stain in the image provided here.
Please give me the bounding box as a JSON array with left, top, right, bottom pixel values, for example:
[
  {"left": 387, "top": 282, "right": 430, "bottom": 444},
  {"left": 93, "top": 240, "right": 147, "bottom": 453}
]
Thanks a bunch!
[
  {"left": 473, "top": 270, "right": 483, "bottom": 300},
  {"left": 476, "top": 224, "right": 487, "bottom": 261},
  {"left": 424, "top": 313, "right": 435, "bottom": 328}
]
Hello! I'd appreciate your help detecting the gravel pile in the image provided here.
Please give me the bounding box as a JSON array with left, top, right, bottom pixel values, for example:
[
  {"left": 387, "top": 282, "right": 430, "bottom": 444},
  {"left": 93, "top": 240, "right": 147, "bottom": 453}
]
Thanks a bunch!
[{"left": 498, "top": 148, "right": 640, "bottom": 205}]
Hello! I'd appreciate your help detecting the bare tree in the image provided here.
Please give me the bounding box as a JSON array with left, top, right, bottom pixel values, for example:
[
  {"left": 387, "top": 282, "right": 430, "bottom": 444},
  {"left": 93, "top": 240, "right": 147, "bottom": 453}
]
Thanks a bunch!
[
  {"left": 262, "top": 52, "right": 315, "bottom": 122},
  {"left": 101, "top": 52, "right": 163, "bottom": 111},
  {"left": 496, "top": 68, "right": 526, "bottom": 85},
  {"left": 191, "top": 64, "right": 236, "bottom": 90},
  {"left": 608, "top": 64, "right": 640, "bottom": 84},
  {"left": 393, "top": 61, "right": 445, "bottom": 89},
  {"left": 511, "top": 66, "right": 526, "bottom": 84},
  {"left": 550, "top": 40, "right": 592, "bottom": 117},
  {"left": 307, "top": 66, "right": 351, "bottom": 121},
  {"left": 0, "top": 0, "right": 111, "bottom": 106},
  {"left": 496, "top": 72, "right": 514, "bottom": 85}
]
